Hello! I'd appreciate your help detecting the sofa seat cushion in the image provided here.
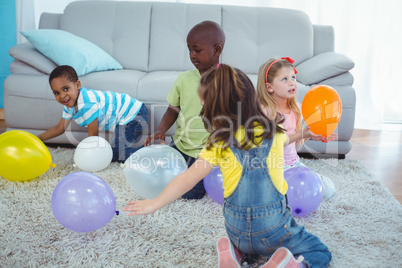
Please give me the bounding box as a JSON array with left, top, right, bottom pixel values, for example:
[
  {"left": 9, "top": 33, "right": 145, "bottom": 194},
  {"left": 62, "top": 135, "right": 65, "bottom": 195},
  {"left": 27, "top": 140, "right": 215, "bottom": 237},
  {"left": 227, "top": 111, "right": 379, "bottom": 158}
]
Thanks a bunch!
[
  {"left": 137, "top": 71, "right": 182, "bottom": 103},
  {"left": 79, "top": 69, "right": 145, "bottom": 97}
]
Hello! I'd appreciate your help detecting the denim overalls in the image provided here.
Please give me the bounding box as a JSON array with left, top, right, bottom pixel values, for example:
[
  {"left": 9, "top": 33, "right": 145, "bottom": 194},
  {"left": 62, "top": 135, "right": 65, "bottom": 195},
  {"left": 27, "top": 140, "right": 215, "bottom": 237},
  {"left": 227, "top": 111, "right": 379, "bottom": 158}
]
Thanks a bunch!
[{"left": 222, "top": 138, "right": 332, "bottom": 268}]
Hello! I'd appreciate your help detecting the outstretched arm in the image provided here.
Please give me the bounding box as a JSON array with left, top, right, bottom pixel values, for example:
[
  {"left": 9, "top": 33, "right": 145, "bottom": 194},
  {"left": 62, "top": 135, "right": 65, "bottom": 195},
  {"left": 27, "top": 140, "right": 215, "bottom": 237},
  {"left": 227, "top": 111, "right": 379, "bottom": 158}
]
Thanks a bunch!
[
  {"left": 123, "top": 157, "right": 214, "bottom": 215},
  {"left": 37, "top": 118, "right": 71, "bottom": 141},
  {"left": 144, "top": 105, "right": 180, "bottom": 146}
]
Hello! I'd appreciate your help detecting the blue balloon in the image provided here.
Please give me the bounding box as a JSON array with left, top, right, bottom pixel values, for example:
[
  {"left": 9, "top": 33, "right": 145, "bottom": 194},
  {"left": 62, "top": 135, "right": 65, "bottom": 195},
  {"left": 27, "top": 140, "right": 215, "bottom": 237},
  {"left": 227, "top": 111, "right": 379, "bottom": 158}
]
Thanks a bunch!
[
  {"left": 51, "top": 172, "right": 116, "bottom": 232},
  {"left": 203, "top": 166, "right": 224, "bottom": 204},
  {"left": 123, "top": 145, "right": 187, "bottom": 199},
  {"left": 284, "top": 167, "right": 323, "bottom": 217}
]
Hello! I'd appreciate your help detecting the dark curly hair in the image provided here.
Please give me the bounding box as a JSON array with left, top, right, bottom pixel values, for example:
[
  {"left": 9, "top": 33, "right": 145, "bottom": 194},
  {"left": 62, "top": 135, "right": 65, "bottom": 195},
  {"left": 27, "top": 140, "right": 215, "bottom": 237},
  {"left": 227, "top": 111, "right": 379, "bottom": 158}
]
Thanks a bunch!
[{"left": 49, "top": 65, "right": 78, "bottom": 84}]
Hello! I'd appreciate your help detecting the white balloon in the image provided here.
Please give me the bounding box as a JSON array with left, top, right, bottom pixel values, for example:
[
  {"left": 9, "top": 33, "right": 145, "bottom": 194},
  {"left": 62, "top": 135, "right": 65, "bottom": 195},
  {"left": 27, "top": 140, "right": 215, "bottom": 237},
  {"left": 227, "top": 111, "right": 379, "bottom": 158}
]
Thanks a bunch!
[
  {"left": 123, "top": 144, "right": 187, "bottom": 199},
  {"left": 74, "top": 136, "right": 113, "bottom": 172}
]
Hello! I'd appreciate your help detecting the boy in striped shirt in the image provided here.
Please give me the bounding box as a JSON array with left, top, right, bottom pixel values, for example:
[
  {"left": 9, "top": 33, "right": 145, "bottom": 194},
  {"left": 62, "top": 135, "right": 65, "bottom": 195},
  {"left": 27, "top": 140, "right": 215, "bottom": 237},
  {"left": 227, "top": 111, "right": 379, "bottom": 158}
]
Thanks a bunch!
[{"left": 38, "top": 65, "right": 148, "bottom": 162}]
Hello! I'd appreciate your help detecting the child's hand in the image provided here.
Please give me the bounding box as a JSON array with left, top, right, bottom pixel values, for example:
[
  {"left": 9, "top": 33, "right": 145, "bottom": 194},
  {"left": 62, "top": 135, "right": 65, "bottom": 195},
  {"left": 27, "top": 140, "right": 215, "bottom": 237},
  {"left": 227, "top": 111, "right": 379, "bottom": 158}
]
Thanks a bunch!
[
  {"left": 122, "top": 200, "right": 157, "bottom": 216},
  {"left": 301, "top": 127, "right": 323, "bottom": 141},
  {"left": 37, "top": 133, "right": 44, "bottom": 141},
  {"left": 322, "top": 133, "right": 338, "bottom": 143},
  {"left": 144, "top": 131, "right": 165, "bottom": 146},
  {"left": 303, "top": 127, "right": 338, "bottom": 143}
]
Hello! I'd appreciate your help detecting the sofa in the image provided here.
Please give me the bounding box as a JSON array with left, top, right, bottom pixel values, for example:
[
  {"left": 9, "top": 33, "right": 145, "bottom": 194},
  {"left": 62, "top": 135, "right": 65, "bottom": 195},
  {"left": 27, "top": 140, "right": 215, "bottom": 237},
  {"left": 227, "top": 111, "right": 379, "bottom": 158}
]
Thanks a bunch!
[{"left": 4, "top": 1, "right": 356, "bottom": 157}]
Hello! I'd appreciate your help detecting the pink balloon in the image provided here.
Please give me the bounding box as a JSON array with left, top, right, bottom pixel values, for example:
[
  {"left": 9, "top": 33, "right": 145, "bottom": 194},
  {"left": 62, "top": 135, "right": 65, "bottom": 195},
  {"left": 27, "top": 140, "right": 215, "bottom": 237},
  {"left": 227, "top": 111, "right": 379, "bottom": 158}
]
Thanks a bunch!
[
  {"left": 203, "top": 166, "right": 224, "bottom": 204},
  {"left": 284, "top": 167, "right": 323, "bottom": 217}
]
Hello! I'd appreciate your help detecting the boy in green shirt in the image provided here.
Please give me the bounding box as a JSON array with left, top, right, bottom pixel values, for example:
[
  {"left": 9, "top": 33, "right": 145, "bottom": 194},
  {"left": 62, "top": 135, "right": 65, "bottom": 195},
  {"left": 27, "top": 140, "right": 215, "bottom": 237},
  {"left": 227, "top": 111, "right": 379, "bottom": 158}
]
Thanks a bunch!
[{"left": 145, "top": 20, "right": 225, "bottom": 199}]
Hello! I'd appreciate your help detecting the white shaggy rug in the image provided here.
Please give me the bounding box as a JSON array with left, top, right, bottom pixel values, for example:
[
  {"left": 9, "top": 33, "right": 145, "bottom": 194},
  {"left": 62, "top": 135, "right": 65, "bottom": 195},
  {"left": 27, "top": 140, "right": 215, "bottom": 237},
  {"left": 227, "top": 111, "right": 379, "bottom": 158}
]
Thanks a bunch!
[{"left": 0, "top": 147, "right": 401, "bottom": 267}]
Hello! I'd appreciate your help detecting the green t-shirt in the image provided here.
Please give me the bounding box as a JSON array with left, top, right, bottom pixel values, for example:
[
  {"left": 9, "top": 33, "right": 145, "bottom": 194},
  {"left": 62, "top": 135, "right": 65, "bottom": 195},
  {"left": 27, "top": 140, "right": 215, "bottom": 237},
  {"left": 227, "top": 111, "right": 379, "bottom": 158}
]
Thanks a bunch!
[{"left": 166, "top": 69, "right": 209, "bottom": 158}]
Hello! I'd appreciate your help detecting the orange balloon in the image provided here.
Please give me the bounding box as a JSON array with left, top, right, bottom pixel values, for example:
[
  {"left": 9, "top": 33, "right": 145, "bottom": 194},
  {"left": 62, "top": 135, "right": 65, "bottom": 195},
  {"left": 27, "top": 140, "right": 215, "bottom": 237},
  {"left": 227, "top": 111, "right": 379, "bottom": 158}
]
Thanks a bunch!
[{"left": 301, "top": 85, "right": 342, "bottom": 138}]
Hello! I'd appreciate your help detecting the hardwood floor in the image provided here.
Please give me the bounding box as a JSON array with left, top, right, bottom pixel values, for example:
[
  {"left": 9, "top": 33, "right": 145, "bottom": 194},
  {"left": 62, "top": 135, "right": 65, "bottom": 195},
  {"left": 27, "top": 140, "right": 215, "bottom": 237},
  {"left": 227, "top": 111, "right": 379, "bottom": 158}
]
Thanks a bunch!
[
  {"left": 346, "top": 124, "right": 402, "bottom": 204},
  {"left": 0, "top": 110, "right": 400, "bottom": 203}
]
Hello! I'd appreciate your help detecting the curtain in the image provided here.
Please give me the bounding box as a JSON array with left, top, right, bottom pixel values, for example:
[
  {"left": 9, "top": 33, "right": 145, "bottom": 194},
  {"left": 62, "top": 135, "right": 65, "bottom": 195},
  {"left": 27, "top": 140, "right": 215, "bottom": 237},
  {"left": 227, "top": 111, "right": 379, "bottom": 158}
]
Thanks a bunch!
[
  {"left": 17, "top": 0, "right": 402, "bottom": 129},
  {"left": 16, "top": 0, "right": 35, "bottom": 43}
]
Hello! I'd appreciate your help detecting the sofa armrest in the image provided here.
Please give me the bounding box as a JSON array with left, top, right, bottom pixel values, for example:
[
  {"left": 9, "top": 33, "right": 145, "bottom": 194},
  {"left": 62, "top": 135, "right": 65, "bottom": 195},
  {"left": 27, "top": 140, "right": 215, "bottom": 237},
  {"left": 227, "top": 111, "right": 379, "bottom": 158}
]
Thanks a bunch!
[
  {"left": 317, "top": 71, "right": 354, "bottom": 87},
  {"left": 10, "top": 60, "right": 47, "bottom": 75},
  {"left": 296, "top": 52, "right": 355, "bottom": 86},
  {"left": 313, "top": 25, "right": 334, "bottom": 55},
  {"left": 9, "top": 43, "right": 57, "bottom": 75},
  {"left": 39, "top": 12, "right": 61, "bottom": 29}
]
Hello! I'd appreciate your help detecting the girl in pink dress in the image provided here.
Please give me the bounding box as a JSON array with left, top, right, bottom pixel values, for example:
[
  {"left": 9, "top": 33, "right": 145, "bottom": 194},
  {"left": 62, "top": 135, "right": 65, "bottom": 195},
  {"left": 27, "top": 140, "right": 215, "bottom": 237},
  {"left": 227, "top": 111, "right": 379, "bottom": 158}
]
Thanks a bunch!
[{"left": 257, "top": 57, "right": 336, "bottom": 199}]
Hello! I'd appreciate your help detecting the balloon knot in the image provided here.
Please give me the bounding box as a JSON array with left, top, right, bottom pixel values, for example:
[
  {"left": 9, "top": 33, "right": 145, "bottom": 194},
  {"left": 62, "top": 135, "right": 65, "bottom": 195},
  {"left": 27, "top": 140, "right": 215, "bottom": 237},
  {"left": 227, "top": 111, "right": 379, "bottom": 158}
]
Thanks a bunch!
[
  {"left": 115, "top": 211, "right": 119, "bottom": 216},
  {"left": 51, "top": 163, "right": 56, "bottom": 168}
]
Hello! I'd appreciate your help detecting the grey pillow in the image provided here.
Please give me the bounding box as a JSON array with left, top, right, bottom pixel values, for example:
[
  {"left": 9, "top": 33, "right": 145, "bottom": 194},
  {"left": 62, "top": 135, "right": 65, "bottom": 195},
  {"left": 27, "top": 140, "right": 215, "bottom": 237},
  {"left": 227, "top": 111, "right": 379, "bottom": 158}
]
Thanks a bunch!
[
  {"left": 296, "top": 52, "right": 355, "bottom": 85},
  {"left": 9, "top": 43, "right": 57, "bottom": 75}
]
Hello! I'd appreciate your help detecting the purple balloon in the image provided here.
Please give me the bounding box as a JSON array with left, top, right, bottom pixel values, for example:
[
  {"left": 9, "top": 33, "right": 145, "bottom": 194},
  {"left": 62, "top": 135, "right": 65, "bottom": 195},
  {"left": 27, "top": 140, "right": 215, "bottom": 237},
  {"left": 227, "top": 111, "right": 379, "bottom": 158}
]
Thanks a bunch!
[
  {"left": 284, "top": 167, "right": 323, "bottom": 217},
  {"left": 203, "top": 166, "right": 224, "bottom": 204},
  {"left": 51, "top": 172, "right": 116, "bottom": 232}
]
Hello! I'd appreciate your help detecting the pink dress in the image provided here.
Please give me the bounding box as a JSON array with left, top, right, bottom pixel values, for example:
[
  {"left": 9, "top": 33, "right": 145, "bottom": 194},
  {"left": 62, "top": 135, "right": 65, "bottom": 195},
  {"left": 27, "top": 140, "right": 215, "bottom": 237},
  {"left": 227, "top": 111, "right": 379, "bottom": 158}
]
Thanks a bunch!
[{"left": 281, "top": 110, "right": 300, "bottom": 167}]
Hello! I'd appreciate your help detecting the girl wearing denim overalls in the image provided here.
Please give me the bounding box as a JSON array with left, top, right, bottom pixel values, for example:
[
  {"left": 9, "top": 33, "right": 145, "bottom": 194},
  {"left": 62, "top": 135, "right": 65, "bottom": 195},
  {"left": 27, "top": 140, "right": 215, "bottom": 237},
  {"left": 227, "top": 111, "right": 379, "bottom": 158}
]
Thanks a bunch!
[{"left": 123, "top": 64, "right": 331, "bottom": 268}]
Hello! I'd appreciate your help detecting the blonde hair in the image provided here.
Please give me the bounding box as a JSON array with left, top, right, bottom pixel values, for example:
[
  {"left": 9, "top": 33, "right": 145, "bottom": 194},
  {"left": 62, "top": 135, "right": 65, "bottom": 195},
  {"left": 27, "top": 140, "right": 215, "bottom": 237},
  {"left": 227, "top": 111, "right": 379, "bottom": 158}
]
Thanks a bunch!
[{"left": 256, "top": 58, "right": 303, "bottom": 146}]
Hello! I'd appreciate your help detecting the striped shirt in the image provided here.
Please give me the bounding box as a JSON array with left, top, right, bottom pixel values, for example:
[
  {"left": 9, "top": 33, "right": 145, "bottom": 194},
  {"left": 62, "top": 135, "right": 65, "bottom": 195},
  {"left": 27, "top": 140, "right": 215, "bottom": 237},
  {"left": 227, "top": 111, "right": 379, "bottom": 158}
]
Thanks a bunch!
[{"left": 62, "top": 87, "right": 143, "bottom": 132}]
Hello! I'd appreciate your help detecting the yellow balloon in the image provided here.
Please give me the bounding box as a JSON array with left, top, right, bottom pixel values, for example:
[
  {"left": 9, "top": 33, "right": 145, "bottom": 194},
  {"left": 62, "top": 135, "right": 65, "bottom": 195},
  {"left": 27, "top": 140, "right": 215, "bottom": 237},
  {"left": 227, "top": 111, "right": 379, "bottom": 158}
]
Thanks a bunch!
[{"left": 0, "top": 130, "right": 55, "bottom": 182}]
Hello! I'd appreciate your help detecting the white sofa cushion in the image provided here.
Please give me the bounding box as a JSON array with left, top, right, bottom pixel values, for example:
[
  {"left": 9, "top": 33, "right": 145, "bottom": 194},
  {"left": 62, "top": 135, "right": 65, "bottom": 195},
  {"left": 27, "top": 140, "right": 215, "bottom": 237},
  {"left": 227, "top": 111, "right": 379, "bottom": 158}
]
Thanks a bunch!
[
  {"left": 222, "top": 7, "right": 314, "bottom": 74},
  {"left": 149, "top": 3, "right": 222, "bottom": 72},
  {"left": 60, "top": 1, "right": 152, "bottom": 71}
]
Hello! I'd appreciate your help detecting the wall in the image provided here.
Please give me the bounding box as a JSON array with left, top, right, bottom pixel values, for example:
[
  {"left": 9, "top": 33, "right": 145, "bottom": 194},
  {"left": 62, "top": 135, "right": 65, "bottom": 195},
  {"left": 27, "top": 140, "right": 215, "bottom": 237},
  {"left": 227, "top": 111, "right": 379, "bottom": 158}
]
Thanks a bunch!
[{"left": 0, "top": 0, "right": 17, "bottom": 109}]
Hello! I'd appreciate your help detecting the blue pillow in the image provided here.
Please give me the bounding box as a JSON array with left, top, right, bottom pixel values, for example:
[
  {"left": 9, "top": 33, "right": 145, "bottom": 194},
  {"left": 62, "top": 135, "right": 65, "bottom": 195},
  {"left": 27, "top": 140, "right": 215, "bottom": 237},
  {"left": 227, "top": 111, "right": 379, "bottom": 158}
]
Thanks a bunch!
[{"left": 20, "top": 29, "right": 123, "bottom": 76}]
